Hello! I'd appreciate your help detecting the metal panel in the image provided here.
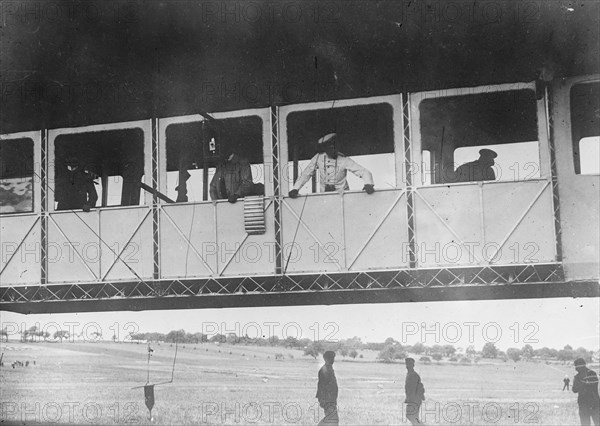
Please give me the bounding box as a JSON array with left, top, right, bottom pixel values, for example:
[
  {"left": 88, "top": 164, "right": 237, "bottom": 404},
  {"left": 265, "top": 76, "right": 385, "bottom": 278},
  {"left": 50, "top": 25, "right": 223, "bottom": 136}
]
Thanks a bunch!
[
  {"left": 216, "top": 199, "right": 276, "bottom": 276},
  {"left": 343, "top": 189, "right": 408, "bottom": 271},
  {"left": 99, "top": 206, "right": 154, "bottom": 280},
  {"left": 160, "top": 200, "right": 276, "bottom": 279},
  {"left": 47, "top": 211, "right": 100, "bottom": 283},
  {"left": 415, "top": 180, "right": 555, "bottom": 267},
  {"left": 160, "top": 202, "right": 217, "bottom": 278},
  {"left": 415, "top": 184, "right": 483, "bottom": 267},
  {"left": 0, "top": 214, "right": 41, "bottom": 285},
  {"left": 281, "top": 193, "right": 343, "bottom": 273}
]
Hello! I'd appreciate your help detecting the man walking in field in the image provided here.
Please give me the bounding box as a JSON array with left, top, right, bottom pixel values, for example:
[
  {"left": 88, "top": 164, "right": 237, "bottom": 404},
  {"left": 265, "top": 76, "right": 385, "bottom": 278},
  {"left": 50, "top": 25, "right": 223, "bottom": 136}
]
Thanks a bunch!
[
  {"left": 316, "top": 350, "right": 339, "bottom": 425},
  {"left": 564, "top": 375, "right": 571, "bottom": 391},
  {"left": 572, "top": 358, "right": 600, "bottom": 425},
  {"left": 404, "top": 357, "right": 426, "bottom": 425}
]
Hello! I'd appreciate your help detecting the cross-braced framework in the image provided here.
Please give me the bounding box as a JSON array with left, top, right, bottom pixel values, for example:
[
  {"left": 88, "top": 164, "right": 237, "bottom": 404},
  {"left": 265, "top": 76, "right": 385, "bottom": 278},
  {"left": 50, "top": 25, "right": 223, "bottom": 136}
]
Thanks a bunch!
[
  {"left": 402, "top": 95, "right": 417, "bottom": 268},
  {"left": 271, "top": 106, "right": 283, "bottom": 275},
  {"left": 0, "top": 263, "right": 574, "bottom": 308},
  {"left": 545, "top": 86, "right": 563, "bottom": 262}
]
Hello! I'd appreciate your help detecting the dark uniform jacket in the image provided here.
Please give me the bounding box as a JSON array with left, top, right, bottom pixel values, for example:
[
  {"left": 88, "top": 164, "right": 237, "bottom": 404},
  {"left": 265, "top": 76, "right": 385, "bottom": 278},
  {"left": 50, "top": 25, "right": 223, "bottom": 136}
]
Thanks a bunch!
[
  {"left": 56, "top": 168, "right": 98, "bottom": 210},
  {"left": 573, "top": 368, "right": 600, "bottom": 405},
  {"left": 316, "top": 364, "right": 338, "bottom": 405},
  {"left": 455, "top": 159, "right": 496, "bottom": 182},
  {"left": 405, "top": 370, "right": 423, "bottom": 404},
  {"left": 209, "top": 154, "right": 254, "bottom": 200}
]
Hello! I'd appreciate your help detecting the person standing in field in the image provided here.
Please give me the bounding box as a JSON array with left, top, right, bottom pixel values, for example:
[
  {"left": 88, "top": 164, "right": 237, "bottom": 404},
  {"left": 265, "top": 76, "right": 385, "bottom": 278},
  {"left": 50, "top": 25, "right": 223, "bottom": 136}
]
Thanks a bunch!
[
  {"left": 564, "top": 375, "right": 571, "bottom": 391},
  {"left": 572, "top": 358, "right": 600, "bottom": 425},
  {"left": 404, "top": 357, "right": 426, "bottom": 425},
  {"left": 316, "top": 350, "right": 339, "bottom": 425}
]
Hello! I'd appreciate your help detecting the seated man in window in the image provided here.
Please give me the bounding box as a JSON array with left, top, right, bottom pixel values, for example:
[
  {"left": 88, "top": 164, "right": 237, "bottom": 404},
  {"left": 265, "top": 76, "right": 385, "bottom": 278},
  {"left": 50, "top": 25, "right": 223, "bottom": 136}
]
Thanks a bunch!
[
  {"left": 56, "top": 156, "right": 98, "bottom": 212},
  {"left": 454, "top": 149, "right": 497, "bottom": 183},
  {"left": 209, "top": 146, "right": 264, "bottom": 203},
  {"left": 288, "top": 133, "right": 375, "bottom": 198}
]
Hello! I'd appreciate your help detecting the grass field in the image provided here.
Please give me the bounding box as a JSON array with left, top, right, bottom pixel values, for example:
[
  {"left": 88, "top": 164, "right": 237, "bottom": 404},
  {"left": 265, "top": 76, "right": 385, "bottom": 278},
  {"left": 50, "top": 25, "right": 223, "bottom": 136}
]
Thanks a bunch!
[{"left": 0, "top": 340, "right": 592, "bottom": 425}]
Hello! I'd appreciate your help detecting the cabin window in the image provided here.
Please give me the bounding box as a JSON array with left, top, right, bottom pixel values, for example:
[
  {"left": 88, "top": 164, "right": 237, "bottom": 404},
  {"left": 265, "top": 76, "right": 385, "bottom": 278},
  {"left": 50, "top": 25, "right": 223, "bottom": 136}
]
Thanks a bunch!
[
  {"left": 165, "top": 116, "right": 264, "bottom": 203},
  {"left": 0, "top": 138, "right": 34, "bottom": 214},
  {"left": 54, "top": 129, "right": 144, "bottom": 210},
  {"left": 419, "top": 89, "right": 540, "bottom": 184},
  {"left": 571, "top": 82, "right": 600, "bottom": 175},
  {"left": 286, "top": 103, "right": 395, "bottom": 194}
]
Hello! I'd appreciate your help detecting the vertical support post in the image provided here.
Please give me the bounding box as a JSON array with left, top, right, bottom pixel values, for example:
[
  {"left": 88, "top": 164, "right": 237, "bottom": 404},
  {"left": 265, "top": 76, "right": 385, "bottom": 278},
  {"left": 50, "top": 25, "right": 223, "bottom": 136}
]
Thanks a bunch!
[
  {"left": 403, "top": 94, "right": 417, "bottom": 269},
  {"left": 271, "top": 106, "right": 283, "bottom": 275},
  {"left": 40, "top": 130, "right": 48, "bottom": 286},
  {"left": 545, "top": 85, "right": 563, "bottom": 262},
  {"left": 152, "top": 118, "right": 160, "bottom": 280}
]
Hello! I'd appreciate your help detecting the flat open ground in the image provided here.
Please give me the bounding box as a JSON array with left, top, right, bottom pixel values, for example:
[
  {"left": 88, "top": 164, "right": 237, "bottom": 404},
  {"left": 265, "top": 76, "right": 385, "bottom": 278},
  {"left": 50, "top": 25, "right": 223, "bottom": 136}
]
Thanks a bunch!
[{"left": 0, "top": 341, "right": 591, "bottom": 425}]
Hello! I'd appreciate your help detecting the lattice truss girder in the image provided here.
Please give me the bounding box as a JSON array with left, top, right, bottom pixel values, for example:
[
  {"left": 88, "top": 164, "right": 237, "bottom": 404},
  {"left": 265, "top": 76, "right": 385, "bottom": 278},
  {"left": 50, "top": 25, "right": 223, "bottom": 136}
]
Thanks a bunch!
[{"left": 0, "top": 264, "right": 564, "bottom": 303}]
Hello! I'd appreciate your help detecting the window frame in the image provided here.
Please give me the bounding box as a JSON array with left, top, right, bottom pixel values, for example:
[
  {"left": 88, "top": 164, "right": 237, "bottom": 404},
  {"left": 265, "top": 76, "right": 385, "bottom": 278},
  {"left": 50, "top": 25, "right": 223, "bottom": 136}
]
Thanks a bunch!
[
  {"left": 278, "top": 94, "right": 403, "bottom": 196},
  {"left": 0, "top": 131, "right": 41, "bottom": 215},
  {"left": 158, "top": 108, "right": 273, "bottom": 203},
  {"left": 48, "top": 120, "right": 153, "bottom": 212},
  {"left": 410, "top": 82, "right": 551, "bottom": 186},
  {"left": 569, "top": 79, "right": 600, "bottom": 176}
]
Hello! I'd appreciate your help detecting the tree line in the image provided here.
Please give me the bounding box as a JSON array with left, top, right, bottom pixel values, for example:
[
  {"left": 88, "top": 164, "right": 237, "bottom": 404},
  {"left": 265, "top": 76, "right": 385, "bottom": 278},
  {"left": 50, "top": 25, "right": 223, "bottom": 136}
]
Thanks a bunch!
[{"left": 3, "top": 327, "right": 596, "bottom": 365}]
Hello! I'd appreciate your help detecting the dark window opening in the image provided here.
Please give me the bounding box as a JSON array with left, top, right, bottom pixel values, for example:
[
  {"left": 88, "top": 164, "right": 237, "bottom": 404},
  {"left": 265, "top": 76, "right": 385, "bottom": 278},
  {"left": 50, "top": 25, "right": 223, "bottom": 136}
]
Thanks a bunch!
[
  {"left": 419, "top": 90, "right": 540, "bottom": 184},
  {"left": 0, "top": 138, "right": 34, "bottom": 214},
  {"left": 166, "top": 116, "right": 264, "bottom": 202},
  {"left": 54, "top": 129, "right": 144, "bottom": 210},
  {"left": 286, "top": 103, "right": 395, "bottom": 194},
  {"left": 571, "top": 82, "right": 600, "bottom": 175}
]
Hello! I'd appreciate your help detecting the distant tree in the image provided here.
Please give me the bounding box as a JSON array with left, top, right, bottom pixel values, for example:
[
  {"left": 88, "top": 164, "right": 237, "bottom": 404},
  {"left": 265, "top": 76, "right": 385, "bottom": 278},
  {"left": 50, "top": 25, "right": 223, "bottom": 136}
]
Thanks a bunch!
[
  {"left": 210, "top": 334, "right": 226, "bottom": 343},
  {"left": 466, "top": 345, "right": 477, "bottom": 358},
  {"left": 521, "top": 344, "right": 534, "bottom": 360},
  {"left": 460, "top": 357, "right": 472, "bottom": 364},
  {"left": 377, "top": 345, "right": 397, "bottom": 363},
  {"left": 340, "top": 347, "right": 349, "bottom": 358},
  {"left": 431, "top": 345, "right": 444, "bottom": 356},
  {"left": 166, "top": 329, "right": 186, "bottom": 343},
  {"left": 449, "top": 357, "right": 458, "bottom": 362},
  {"left": 481, "top": 343, "right": 498, "bottom": 359},
  {"left": 226, "top": 333, "right": 239, "bottom": 344},
  {"left": 304, "top": 346, "right": 319, "bottom": 359},
  {"left": 54, "top": 330, "right": 69, "bottom": 342},
  {"left": 557, "top": 348, "right": 574, "bottom": 363},
  {"left": 1, "top": 328, "right": 8, "bottom": 342},
  {"left": 412, "top": 342, "right": 425, "bottom": 354},
  {"left": 443, "top": 345, "right": 456, "bottom": 357},
  {"left": 507, "top": 348, "right": 522, "bottom": 362},
  {"left": 284, "top": 337, "right": 299, "bottom": 348},
  {"left": 349, "top": 350, "right": 359, "bottom": 359},
  {"left": 419, "top": 356, "right": 431, "bottom": 364},
  {"left": 432, "top": 353, "right": 443, "bottom": 363}
]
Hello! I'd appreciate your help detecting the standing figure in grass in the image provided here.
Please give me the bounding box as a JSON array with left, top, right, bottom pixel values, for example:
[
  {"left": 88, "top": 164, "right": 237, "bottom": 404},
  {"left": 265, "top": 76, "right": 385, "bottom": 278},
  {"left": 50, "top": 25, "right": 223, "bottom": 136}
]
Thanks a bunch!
[
  {"left": 564, "top": 375, "right": 571, "bottom": 391},
  {"left": 316, "top": 350, "right": 339, "bottom": 425},
  {"left": 404, "top": 357, "right": 426, "bottom": 425},
  {"left": 572, "top": 358, "right": 600, "bottom": 426}
]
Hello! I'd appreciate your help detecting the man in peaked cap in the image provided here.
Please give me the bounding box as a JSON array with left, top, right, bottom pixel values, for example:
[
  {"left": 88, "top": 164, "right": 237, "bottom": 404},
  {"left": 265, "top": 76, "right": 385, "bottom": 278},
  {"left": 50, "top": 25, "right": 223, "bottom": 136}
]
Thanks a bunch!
[
  {"left": 454, "top": 148, "right": 498, "bottom": 183},
  {"left": 572, "top": 358, "right": 600, "bottom": 425},
  {"left": 288, "top": 133, "right": 375, "bottom": 198}
]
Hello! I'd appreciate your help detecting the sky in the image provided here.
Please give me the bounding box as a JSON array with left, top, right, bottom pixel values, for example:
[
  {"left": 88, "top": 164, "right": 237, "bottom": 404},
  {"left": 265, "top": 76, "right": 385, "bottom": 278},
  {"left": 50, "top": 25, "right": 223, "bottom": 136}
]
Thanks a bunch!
[{"left": 1, "top": 296, "right": 598, "bottom": 353}]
